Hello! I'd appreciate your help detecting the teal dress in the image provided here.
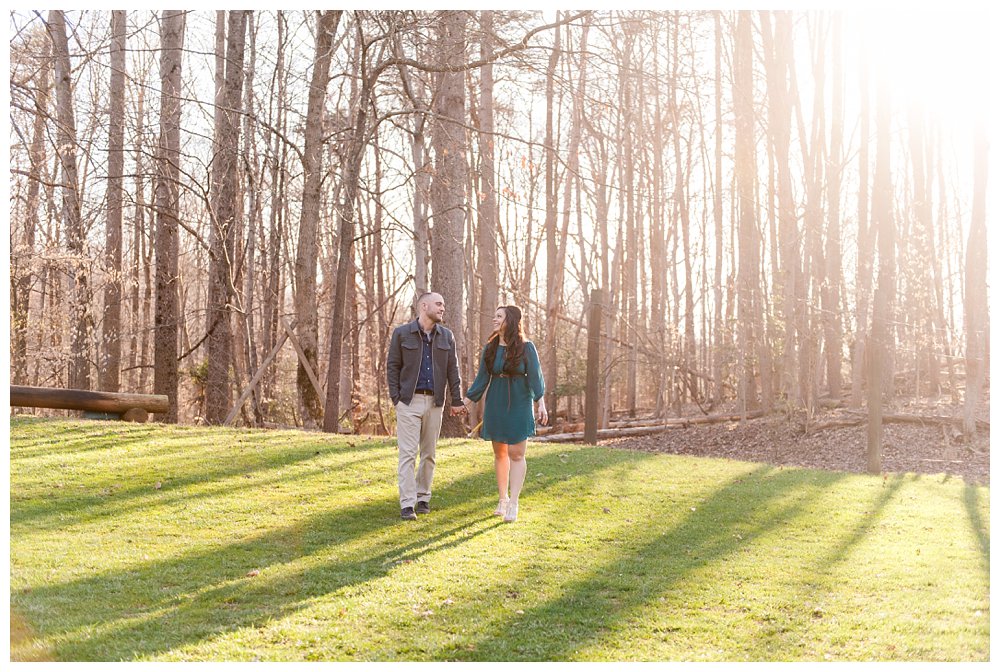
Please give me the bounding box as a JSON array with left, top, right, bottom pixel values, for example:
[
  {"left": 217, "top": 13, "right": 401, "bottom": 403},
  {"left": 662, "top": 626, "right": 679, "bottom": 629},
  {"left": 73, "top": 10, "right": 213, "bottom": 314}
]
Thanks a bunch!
[{"left": 465, "top": 341, "right": 545, "bottom": 444}]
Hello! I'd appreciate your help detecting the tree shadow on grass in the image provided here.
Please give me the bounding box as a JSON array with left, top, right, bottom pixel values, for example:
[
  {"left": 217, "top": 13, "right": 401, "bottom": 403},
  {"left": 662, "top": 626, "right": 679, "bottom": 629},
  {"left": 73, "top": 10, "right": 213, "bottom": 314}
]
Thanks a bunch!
[
  {"left": 962, "top": 483, "right": 990, "bottom": 570},
  {"left": 12, "top": 447, "right": 643, "bottom": 661},
  {"left": 11, "top": 426, "right": 394, "bottom": 531},
  {"left": 447, "top": 465, "right": 850, "bottom": 661},
  {"left": 10, "top": 423, "right": 163, "bottom": 458}
]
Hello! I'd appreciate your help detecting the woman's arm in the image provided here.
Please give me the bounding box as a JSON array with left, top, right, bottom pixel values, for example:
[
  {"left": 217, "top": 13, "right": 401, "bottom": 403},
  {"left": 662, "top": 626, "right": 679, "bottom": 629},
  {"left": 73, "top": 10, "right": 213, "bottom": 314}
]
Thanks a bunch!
[
  {"left": 464, "top": 346, "right": 491, "bottom": 402},
  {"left": 525, "top": 341, "right": 545, "bottom": 401}
]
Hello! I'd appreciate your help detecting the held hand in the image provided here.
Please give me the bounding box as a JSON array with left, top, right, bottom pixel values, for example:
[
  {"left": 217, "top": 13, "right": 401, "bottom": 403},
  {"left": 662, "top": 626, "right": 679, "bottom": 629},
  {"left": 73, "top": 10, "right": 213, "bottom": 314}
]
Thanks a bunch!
[
  {"left": 536, "top": 400, "right": 549, "bottom": 426},
  {"left": 450, "top": 405, "right": 465, "bottom": 416}
]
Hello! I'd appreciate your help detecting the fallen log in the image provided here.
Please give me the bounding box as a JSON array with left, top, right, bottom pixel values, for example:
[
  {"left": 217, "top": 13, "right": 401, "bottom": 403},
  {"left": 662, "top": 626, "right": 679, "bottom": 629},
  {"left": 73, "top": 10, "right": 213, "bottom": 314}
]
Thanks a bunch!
[
  {"left": 808, "top": 411, "right": 990, "bottom": 434},
  {"left": 877, "top": 412, "right": 990, "bottom": 430},
  {"left": 535, "top": 410, "right": 766, "bottom": 442},
  {"left": 10, "top": 385, "right": 169, "bottom": 421}
]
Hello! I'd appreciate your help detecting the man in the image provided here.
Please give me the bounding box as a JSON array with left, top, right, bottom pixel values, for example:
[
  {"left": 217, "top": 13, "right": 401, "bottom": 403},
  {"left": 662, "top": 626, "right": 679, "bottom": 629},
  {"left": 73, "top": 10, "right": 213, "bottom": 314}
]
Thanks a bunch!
[{"left": 386, "top": 291, "right": 465, "bottom": 520}]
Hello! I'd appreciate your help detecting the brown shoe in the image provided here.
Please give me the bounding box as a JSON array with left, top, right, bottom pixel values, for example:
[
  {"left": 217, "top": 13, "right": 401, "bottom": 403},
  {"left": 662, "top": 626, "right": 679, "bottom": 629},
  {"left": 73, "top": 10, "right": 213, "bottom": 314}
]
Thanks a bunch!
[
  {"left": 400, "top": 506, "right": 417, "bottom": 520},
  {"left": 415, "top": 501, "right": 430, "bottom": 514}
]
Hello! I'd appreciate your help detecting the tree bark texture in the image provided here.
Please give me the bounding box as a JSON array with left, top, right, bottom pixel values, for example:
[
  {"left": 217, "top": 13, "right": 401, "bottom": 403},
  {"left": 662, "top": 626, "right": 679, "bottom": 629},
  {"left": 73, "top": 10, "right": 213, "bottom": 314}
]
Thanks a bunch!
[
  {"left": 205, "top": 10, "right": 249, "bottom": 424},
  {"left": 48, "top": 10, "right": 92, "bottom": 391},
  {"left": 295, "top": 10, "right": 342, "bottom": 426},
  {"left": 100, "top": 10, "right": 127, "bottom": 393},
  {"left": 430, "top": 10, "right": 469, "bottom": 437},
  {"left": 153, "top": 9, "right": 186, "bottom": 422}
]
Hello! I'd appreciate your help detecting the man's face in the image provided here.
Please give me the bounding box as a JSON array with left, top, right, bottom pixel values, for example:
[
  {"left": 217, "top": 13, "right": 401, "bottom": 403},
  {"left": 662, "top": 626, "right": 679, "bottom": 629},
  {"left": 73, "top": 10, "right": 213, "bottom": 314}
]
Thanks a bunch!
[{"left": 422, "top": 294, "right": 446, "bottom": 323}]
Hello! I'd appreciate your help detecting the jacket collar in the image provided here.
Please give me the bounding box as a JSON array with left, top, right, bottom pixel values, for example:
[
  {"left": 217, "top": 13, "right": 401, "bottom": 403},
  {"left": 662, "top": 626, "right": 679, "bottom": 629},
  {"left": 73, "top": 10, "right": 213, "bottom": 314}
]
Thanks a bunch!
[{"left": 409, "top": 319, "right": 438, "bottom": 337}]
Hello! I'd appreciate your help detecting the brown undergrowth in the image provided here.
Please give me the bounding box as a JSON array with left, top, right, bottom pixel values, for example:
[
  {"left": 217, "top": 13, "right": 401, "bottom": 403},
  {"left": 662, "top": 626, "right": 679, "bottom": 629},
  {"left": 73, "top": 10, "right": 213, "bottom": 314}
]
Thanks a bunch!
[{"left": 604, "top": 397, "right": 990, "bottom": 486}]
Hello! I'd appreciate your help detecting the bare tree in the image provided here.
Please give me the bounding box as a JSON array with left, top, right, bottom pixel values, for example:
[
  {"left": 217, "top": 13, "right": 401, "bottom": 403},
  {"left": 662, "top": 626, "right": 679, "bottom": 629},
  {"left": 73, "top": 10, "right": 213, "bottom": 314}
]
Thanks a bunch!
[
  {"left": 543, "top": 13, "right": 562, "bottom": 417},
  {"left": 734, "top": 10, "right": 759, "bottom": 415},
  {"left": 477, "top": 10, "right": 499, "bottom": 350},
  {"left": 429, "top": 9, "right": 469, "bottom": 437},
  {"left": 48, "top": 10, "right": 91, "bottom": 391},
  {"left": 823, "top": 11, "right": 844, "bottom": 400},
  {"left": 711, "top": 11, "right": 725, "bottom": 408},
  {"left": 963, "top": 105, "right": 988, "bottom": 436},
  {"left": 99, "top": 10, "right": 126, "bottom": 393},
  {"left": 867, "top": 62, "right": 894, "bottom": 473},
  {"left": 205, "top": 10, "right": 249, "bottom": 423},
  {"left": 153, "top": 9, "right": 186, "bottom": 422},
  {"left": 295, "top": 10, "right": 342, "bottom": 427}
]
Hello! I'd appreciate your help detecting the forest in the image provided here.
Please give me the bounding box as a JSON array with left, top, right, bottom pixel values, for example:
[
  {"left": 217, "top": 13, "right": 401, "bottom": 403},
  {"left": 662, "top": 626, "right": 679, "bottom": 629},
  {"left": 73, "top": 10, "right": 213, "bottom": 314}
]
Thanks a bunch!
[{"left": 8, "top": 10, "right": 991, "bottom": 472}]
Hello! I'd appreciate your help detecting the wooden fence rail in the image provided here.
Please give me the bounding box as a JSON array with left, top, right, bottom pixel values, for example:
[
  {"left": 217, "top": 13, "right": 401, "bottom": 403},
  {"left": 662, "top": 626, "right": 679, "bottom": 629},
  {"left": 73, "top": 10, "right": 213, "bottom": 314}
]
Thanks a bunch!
[{"left": 10, "top": 385, "right": 169, "bottom": 422}]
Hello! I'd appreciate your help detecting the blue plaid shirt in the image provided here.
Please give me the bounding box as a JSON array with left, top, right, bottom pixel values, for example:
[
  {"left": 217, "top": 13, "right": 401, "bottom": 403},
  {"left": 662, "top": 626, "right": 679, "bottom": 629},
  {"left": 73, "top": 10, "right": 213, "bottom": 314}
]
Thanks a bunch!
[{"left": 415, "top": 326, "right": 436, "bottom": 391}]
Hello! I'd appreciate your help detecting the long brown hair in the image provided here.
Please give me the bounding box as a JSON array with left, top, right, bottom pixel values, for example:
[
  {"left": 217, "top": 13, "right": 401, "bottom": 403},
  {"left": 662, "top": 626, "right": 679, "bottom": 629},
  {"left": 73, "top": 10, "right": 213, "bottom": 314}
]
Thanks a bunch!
[{"left": 483, "top": 305, "right": 525, "bottom": 375}]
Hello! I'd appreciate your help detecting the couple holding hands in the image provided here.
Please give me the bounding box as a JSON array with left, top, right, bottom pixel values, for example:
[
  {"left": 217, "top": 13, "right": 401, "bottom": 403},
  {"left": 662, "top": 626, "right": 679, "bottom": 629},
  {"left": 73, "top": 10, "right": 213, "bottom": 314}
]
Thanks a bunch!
[{"left": 386, "top": 292, "right": 547, "bottom": 523}]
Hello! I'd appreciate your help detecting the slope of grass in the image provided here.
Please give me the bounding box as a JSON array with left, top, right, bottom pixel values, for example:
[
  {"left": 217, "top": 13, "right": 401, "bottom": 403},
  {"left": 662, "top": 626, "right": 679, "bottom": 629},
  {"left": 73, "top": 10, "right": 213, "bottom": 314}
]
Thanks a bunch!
[{"left": 9, "top": 416, "right": 990, "bottom": 661}]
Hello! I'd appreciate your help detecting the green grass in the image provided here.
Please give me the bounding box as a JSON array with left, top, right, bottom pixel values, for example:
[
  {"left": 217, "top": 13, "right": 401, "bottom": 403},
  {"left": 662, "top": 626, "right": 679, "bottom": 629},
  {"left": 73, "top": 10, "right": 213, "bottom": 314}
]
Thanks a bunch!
[{"left": 9, "top": 416, "right": 989, "bottom": 661}]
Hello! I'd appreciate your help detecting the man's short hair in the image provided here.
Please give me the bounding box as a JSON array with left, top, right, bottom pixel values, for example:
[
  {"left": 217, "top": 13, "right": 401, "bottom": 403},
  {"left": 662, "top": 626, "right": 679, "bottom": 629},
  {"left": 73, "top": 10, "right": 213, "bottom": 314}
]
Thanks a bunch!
[{"left": 416, "top": 291, "right": 435, "bottom": 307}]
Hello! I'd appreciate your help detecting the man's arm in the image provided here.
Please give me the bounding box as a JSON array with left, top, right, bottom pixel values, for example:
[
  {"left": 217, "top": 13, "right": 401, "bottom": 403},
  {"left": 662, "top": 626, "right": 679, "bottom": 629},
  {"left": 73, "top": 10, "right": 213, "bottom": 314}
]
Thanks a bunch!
[
  {"left": 386, "top": 328, "right": 402, "bottom": 404},
  {"left": 446, "top": 331, "right": 463, "bottom": 407}
]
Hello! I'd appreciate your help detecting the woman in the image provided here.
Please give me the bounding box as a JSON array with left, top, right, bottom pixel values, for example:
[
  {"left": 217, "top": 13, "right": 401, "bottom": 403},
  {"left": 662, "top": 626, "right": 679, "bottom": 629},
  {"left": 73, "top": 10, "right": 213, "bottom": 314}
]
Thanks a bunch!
[{"left": 463, "top": 305, "right": 547, "bottom": 522}]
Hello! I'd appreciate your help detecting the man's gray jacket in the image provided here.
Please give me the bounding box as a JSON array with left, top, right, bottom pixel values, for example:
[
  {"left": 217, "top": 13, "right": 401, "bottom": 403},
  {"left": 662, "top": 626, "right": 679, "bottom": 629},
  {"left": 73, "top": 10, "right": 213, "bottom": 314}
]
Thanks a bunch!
[{"left": 386, "top": 320, "right": 463, "bottom": 408}]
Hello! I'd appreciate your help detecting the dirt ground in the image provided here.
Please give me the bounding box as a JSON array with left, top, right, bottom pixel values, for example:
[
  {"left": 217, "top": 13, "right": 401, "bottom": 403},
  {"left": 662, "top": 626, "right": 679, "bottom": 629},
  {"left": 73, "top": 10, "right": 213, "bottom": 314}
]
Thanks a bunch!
[{"left": 602, "top": 399, "right": 991, "bottom": 486}]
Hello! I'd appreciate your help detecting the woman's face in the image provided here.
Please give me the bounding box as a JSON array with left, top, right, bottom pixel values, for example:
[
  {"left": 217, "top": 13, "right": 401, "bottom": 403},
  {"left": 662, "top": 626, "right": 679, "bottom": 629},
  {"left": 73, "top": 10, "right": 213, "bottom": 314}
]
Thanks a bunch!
[{"left": 493, "top": 308, "right": 506, "bottom": 332}]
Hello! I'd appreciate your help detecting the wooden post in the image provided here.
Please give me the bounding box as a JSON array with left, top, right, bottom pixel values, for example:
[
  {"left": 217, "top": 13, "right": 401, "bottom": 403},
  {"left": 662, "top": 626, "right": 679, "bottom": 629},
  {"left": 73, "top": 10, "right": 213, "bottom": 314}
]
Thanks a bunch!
[
  {"left": 584, "top": 288, "right": 603, "bottom": 445},
  {"left": 224, "top": 328, "right": 291, "bottom": 426},
  {"left": 279, "top": 315, "right": 325, "bottom": 407}
]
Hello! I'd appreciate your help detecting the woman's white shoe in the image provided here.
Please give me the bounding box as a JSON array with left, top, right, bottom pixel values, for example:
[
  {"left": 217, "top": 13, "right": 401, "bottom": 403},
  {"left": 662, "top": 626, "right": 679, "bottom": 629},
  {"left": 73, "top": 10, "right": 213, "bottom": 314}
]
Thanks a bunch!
[
  {"left": 493, "top": 498, "right": 509, "bottom": 517},
  {"left": 503, "top": 501, "right": 518, "bottom": 523}
]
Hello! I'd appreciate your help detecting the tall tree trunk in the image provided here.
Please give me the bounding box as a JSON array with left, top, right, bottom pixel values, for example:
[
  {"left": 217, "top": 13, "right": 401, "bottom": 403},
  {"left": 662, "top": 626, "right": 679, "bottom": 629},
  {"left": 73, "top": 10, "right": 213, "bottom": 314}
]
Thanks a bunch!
[
  {"left": 851, "top": 33, "right": 873, "bottom": 409},
  {"left": 867, "top": 64, "right": 893, "bottom": 474},
  {"left": 295, "top": 10, "right": 342, "bottom": 427},
  {"left": 649, "top": 25, "right": 667, "bottom": 416},
  {"left": 153, "top": 10, "right": 186, "bottom": 421},
  {"left": 543, "top": 14, "right": 562, "bottom": 418},
  {"left": 261, "top": 11, "right": 288, "bottom": 404},
  {"left": 761, "top": 11, "right": 798, "bottom": 406},
  {"left": 48, "top": 10, "right": 91, "bottom": 391},
  {"left": 823, "top": 12, "right": 844, "bottom": 400},
  {"left": 672, "top": 13, "right": 697, "bottom": 405},
  {"left": 429, "top": 9, "right": 469, "bottom": 437},
  {"left": 620, "top": 27, "right": 638, "bottom": 417},
  {"left": 963, "top": 105, "right": 988, "bottom": 436},
  {"left": 798, "top": 16, "right": 826, "bottom": 415},
  {"left": 240, "top": 13, "right": 263, "bottom": 425},
  {"left": 205, "top": 10, "right": 249, "bottom": 424},
  {"left": 477, "top": 10, "right": 498, "bottom": 348},
  {"left": 100, "top": 10, "right": 126, "bottom": 393},
  {"left": 323, "top": 21, "right": 373, "bottom": 434},
  {"left": 734, "top": 10, "right": 759, "bottom": 416},
  {"left": 907, "top": 99, "right": 942, "bottom": 399},
  {"left": 711, "top": 11, "right": 725, "bottom": 408},
  {"left": 135, "top": 120, "right": 151, "bottom": 394}
]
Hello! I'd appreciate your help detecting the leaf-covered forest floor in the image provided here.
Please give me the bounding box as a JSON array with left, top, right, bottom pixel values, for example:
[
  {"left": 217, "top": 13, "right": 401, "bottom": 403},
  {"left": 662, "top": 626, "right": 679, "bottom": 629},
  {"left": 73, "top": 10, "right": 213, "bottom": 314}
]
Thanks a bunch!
[{"left": 604, "top": 395, "right": 990, "bottom": 486}]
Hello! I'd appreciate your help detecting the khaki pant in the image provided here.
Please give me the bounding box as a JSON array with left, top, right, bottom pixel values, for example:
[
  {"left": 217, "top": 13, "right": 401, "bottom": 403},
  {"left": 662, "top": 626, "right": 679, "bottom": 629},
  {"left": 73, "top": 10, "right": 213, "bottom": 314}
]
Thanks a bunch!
[{"left": 395, "top": 394, "right": 443, "bottom": 508}]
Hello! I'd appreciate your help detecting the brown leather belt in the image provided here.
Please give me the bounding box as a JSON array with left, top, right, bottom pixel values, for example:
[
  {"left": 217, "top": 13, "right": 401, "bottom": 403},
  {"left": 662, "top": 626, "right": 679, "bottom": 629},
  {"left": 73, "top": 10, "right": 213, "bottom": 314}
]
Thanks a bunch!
[{"left": 414, "top": 389, "right": 434, "bottom": 395}]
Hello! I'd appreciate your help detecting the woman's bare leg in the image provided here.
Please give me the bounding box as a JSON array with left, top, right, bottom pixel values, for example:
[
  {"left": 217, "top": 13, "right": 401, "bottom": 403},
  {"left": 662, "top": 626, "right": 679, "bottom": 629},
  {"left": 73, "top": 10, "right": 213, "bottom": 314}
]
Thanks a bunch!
[
  {"left": 493, "top": 441, "right": 510, "bottom": 514},
  {"left": 504, "top": 440, "right": 527, "bottom": 522}
]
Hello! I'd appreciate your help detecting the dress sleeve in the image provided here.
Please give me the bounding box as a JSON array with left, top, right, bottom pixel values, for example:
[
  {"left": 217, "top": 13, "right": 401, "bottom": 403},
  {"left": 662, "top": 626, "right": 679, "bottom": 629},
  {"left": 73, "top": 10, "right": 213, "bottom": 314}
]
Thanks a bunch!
[
  {"left": 465, "top": 346, "right": 491, "bottom": 402},
  {"left": 525, "top": 341, "right": 545, "bottom": 401}
]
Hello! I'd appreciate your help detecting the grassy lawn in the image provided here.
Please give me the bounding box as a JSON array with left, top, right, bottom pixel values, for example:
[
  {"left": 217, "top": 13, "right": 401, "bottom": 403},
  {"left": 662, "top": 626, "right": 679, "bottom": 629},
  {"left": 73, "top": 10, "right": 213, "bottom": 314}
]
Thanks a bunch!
[{"left": 9, "top": 416, "right": 989, "bottom": 661}]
